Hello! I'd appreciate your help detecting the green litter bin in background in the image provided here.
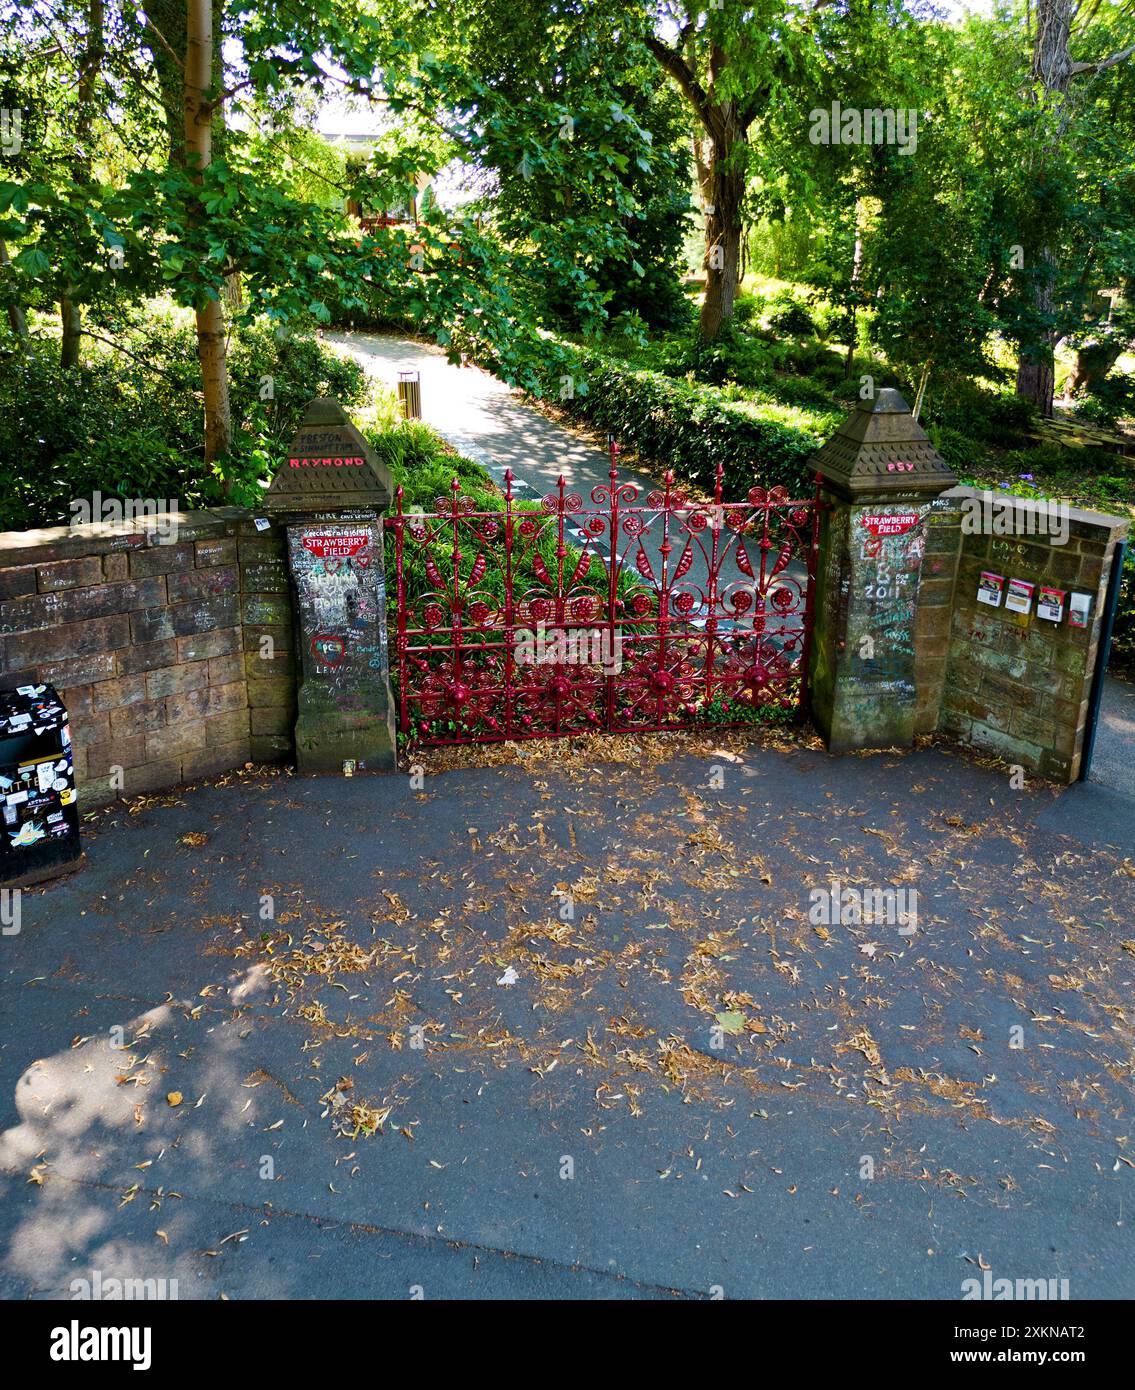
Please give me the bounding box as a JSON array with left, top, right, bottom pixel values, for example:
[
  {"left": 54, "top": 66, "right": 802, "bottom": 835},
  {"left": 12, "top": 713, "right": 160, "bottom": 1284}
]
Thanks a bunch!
[{"left": 0, "top": 683, "right": 82, "bottom": 888}]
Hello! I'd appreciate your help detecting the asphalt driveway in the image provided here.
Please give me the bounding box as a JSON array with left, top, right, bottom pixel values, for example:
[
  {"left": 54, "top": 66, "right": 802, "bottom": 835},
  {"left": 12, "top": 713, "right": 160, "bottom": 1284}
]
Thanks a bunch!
[{"left": 1, "top": 731, "right": 1133, "bottom": 1299}]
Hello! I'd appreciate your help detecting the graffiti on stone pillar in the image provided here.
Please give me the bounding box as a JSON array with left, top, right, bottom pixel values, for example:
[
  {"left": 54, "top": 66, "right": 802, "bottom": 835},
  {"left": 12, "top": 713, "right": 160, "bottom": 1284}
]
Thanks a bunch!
[
  {"left": 849, "top": 507, "right": 927, "bottom": 687},
  {"left": 288, "top": 523, "right": 392, "bottom": 713}
]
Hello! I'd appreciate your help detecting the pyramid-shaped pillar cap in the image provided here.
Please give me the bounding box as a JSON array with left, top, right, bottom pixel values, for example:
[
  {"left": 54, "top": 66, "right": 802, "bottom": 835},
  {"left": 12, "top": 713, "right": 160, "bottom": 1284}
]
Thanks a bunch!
[
  {"left": 264, "top": 397, "right": 393, "bottom": 515},
  {"left": 812, "top": 388, "right": 957, "bottom": 501}
]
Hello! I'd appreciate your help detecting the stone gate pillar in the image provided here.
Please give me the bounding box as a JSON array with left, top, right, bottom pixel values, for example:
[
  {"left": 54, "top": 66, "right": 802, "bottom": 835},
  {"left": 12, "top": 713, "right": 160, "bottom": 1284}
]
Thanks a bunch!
[
  {"left": 263, "top": 398, "right": 397, "bottom": 775},
  {"left": 808, "top": 389, "right": 958, "bottom": 752}
]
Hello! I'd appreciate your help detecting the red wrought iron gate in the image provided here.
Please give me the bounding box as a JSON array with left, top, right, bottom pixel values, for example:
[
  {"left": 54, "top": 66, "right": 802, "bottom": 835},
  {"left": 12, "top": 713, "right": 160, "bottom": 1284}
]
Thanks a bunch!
[{"left": 385, "top": 462, "right": 819, "bottom": 746}]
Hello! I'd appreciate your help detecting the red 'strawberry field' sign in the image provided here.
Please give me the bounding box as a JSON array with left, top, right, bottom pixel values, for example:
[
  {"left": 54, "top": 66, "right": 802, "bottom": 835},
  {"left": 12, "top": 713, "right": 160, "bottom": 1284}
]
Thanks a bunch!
[
  {"left": 301, "top": 531, "right": 370, "bottom": 558},
  {"left": 859, "top": 511, "right": 920, "bottom": 537}
]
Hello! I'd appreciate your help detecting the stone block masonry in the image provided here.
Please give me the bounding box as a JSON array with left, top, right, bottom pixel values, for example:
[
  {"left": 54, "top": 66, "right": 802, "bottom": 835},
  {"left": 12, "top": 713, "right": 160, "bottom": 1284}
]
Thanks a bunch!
[
  {"left": 806, "top": 390, "right": 1129, "bottom": 783},
  {"left": 934, "top": 489, "right": 1128, "bottom": 783},
  {"left": 0, "top": 509, "right": 296, "bottom": 807}
]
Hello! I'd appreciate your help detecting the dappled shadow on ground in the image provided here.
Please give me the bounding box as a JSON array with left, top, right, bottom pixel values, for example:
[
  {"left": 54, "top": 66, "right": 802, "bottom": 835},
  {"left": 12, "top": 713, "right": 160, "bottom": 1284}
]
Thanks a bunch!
[{"left": 2, "top": 734, "right": 1134, "bottom": 1297}]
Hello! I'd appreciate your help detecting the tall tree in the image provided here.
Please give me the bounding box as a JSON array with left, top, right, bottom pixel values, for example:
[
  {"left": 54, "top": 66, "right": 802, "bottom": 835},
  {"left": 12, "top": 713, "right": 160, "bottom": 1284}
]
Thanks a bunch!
[
  {"left": 182, "top": 0, "right": 230, "bottom": 462},
  {"left": 643, "top": 10, "right": 764, "bottom": 340},
  {"left": 1015, "top": 0, "right": 1135, "bottom": 414},
  {"left": 639, "top": 2, "right": 824, "bottom": 341}
]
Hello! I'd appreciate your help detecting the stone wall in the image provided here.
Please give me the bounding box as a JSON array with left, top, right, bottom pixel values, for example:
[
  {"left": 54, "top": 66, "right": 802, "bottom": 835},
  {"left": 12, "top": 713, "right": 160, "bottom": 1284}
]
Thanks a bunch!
[
  {"left": 0, "top": 509, "right": 295, "bottom": 806},
  {"left": 913, "top": 495, "right": 965, "bottom": 736},
  {"left": 2, "top": 485, "right": 1127, "bottom": 803},
  {"left": 807, "top": 476, "right": 1126, "bottom": 784},
  {"left": 935, "top": 488, "right": 1127, "bottom": 782}
]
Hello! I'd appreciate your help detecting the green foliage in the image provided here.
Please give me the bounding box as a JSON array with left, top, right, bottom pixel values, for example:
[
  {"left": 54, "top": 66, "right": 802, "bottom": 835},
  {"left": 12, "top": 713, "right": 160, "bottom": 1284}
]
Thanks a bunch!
[
  {"left": 765, "top": 290, "right": 818, "bottom": 338},
  {"left": 558, "top": 348, "right": 818, "bottom": 495},
  {"left": 918, "top": 377, "right": 1035, "bottom": 449},
  {"left": 1075, "top": 372, "right": 1135, "bottom": 430},
  {"left": 730, "top": 294, "right": 764, "bottom": 327},
  {"left": 1111, "top": 543, "right": 1135, "bottom": 673},
  {"left": 371, "top": 421, "right": 494, "bottom": 509},
  {"left": 701, "top": 691, "right": 798, "bottom": 725},
  {"left": 924, "top": 422, "right": 981, "bottom": 475},
  {"left": 0, "top": 319, "right": 371, "bottom": 529},
  {"left": 580, "top": 307, "right": 1050, "bottom": 492}
]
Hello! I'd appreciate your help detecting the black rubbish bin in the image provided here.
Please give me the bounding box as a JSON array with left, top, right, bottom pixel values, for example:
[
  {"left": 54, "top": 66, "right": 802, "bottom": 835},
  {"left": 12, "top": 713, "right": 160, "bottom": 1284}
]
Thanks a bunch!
[{"left": 0, "top": 683, "right": 82, "bottom": 888}]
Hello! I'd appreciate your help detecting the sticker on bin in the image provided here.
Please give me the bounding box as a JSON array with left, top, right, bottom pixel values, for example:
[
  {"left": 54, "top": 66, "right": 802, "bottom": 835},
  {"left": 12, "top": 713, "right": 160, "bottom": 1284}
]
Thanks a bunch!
[{"left": 10, "top": 822, "right": 46, "bottom": 849}]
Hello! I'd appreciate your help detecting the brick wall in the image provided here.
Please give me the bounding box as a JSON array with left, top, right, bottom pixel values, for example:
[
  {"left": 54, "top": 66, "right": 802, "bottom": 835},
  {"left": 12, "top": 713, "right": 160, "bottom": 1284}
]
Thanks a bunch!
[
  {"left": 0, "top": 509, "right": 296, "bottom": 806},
  {"left": 935, "top": 487, "right": 1128, "bottom": 782}
]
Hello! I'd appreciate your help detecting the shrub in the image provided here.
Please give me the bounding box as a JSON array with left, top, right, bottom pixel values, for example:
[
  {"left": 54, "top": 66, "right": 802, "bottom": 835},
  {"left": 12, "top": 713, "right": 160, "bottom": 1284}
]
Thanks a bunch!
[
  {"left": 559, "top": 348, "right": 819, "bottom": 496},
  {"left": 925, "top": 422, "right": 980, "bottom": 474},
  {"left": 688, "top": 325, "right": 778, "bottom": 388},
  {"left": 775, "top": 337, "right": 835, "bottom": 377},
  {"left": 765, "top": 290, "right": 818, "bottom": 338},
  {"left": 920, "top": 376, "right": 1035, "bottom": 448},
  {"left": 371, "top": 420, "right": 496, "bottom": 511},
  {"left": 730, "top": 294, "right": 765, "bottom": 327},
  {"left": 765, "top": 371, "right": 843, "bottom": 411},
  {"left": 1075, "top": 373, "right": 1134, "bottom": 430},
  {"left": 0, "top": 318, "right": 371, "bottom": 529}
]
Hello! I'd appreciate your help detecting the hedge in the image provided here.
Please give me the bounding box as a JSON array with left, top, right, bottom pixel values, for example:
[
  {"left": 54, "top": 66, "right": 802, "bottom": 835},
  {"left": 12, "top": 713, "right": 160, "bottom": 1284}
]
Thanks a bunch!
[{"left": 557, "top": 348, "right": 821, "bottom": 499}]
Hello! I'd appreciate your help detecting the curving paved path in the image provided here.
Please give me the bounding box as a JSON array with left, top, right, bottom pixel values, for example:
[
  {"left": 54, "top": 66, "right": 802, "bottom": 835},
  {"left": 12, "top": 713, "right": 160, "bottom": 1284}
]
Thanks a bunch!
[{"left": 326, "top": 330, "right": 660, "bottom": 505}]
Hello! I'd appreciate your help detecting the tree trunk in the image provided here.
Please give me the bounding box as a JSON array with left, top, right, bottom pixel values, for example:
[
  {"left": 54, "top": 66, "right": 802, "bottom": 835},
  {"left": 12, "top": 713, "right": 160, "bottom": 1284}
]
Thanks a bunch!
[
  {"left": 1016, "top": 358, "right": 1057, "bottom": 413},
  {"left": 1015, "top": 246, "right": 1060, "bottom": 417},
  {"left": 698, "top": 138, "right": 744, "bottom": 342},
  {"left": 0, "top": 239, "right": 28, "bottom": 342},
  {"left": 60, "top": 298, "right": 82, "bottom": 367},
  {"left": 844, "top": 200, "right": 865, "bottom": 375},
  {"left": 1014, "top": 0, "right": 1078, "bottom": 417},
  {"left": 185, "top": 0, "right": 231, "bottom": 465},
  {"left": 646, "top": 34, "right": 756, "bottom": 343},
  {"left": 60, "top": 0, "right": 104, "bottom": 371}
]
